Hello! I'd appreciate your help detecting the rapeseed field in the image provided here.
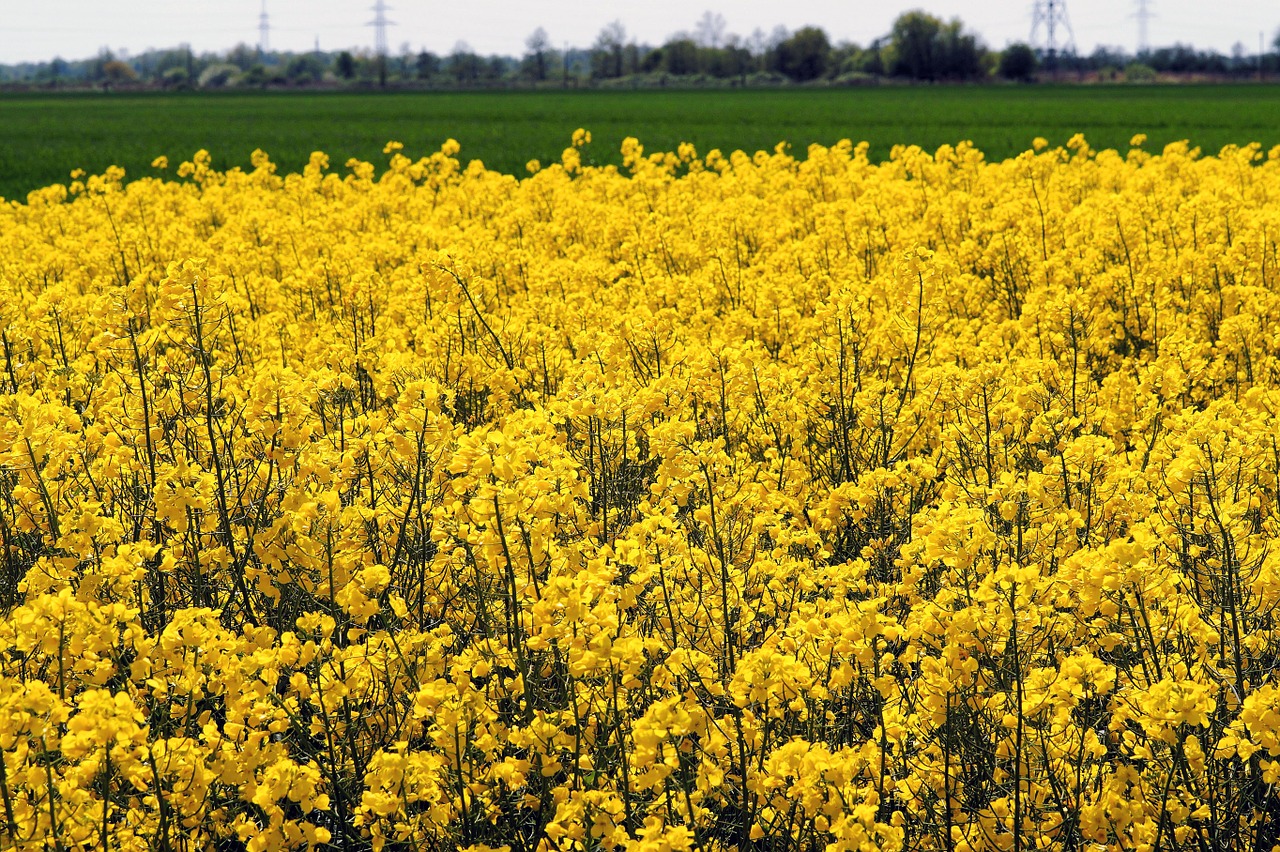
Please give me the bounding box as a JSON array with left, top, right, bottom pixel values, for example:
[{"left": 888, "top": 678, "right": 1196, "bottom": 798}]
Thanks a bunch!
[{"left": 2, "top": 130, "right": 1280, "bottom": 851}]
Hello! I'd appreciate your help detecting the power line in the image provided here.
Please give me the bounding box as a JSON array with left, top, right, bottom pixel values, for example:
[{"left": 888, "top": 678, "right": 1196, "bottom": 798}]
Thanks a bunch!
[{"left": 1030, "top": 0, "right": 1077, "bottom": 68}]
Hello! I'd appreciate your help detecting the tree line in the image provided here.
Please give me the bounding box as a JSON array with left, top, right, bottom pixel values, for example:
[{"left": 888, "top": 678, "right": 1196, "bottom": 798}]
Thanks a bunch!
[{"left": 3, "top": 10, "right": 1279, "bottom": 89}]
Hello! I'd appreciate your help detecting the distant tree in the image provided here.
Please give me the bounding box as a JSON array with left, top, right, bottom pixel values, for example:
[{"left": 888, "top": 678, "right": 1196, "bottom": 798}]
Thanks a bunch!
[
  {"left": 153, "top": 48, "right": 186, "bottom": 77},
  {"left": 663, "top": 38, "right": 701, "bottom": 75},
  {"left": 198, "top": 63, "right": 241, "bottom": 88},
  {"left": 938, "top": 19, "right": 985, "bottom": 78},
  {"left": 830, "top": 41, "right": 859, "bottom": 72},
  {"left": 1202, "top": 51, "right": 1228, "bottom": 74},
  {"left": 244, "top": 64, "right": 270, "bottom": 87},
  {"left": 1123, "top": 61, "right": 1157, "bottom": 82},
  {"left": 1087, "top": 45, "right": 1129, "bottom": 72},
  {"left": 998, "top": 42, "right": 1037, "bottom": 81},
  {"left": 1142, "top": 43, "right": 1226, "bottom": 73},
  {"left": 888, "top": 11, "right": 986, "bottom": 81},
  {"left": 101, "top": 60, "right": 138, "bottom": 86},
  {"left": 713, "top": 35, "right": 753, "bottom": 81},
  {"left": 415, "top": 51, "right": 441, "bottom": 80},
  {"left": 449, "top": 42, "right": 483, "bottom": 84},
  {"left": 1231, "top": 41, "right": 1247, "bottom": 75},
  {"left": 160, "top": 66, "right": 190, "bottom": 88},
  {"left": 482, "top": 56, "right": 507, "bottom": 82},
  {"left": 524, "top": 27, "right": 551, "bottom": 81},
  {"left": 774, "top": 26, "right": 831, "bottom": 81},
  {"left": 227, "top": 43, "right": 258, "bottom": 71},
  {"left": 623, "top": 43, "right": 645, "bottom": 76},
  {"left": 88, "top": 48, "right": 115, "bottom": 81},
  {"left": 694, "top": 11, "right": 728, "bottom": 49},
  {"left": 564, "top": 47, "right": 585, "bottom": 85},
  {"left": 334, "top": 51, "right": 356, "bottom": 80},
  {"left": 397, "top": 43, "right": 414, "bottom": 78},
  {"left": 184, "top": 44, "right": 197, "bottom": 81},
  {"left": 889, "top": 11, "right": 941, "bottom": 79},
  {"left": 285, "top": 54, "right": 326, "bottom": 84},
  {"left": 591, "top": 20, "right": 627, "bottom": 78},
  {"left": 858, "top": 39, "right": 887, "bottom": 75}
]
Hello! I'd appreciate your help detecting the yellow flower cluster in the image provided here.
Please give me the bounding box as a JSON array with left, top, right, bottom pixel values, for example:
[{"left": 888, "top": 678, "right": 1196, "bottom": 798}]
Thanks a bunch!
[{"left": 2, "top": 129, "right": 1280, "bottom": 850}]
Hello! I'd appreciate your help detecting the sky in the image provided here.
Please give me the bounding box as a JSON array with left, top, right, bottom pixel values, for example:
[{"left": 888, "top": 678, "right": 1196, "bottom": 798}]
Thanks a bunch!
[{"left": 2, "top": 0, "right": 1277, "bottom": 65}]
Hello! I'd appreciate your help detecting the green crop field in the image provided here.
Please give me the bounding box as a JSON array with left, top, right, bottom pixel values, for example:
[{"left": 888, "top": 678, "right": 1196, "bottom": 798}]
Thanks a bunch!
[{"left": 4, "top": 85, "right": 1280, "bottom": 200}]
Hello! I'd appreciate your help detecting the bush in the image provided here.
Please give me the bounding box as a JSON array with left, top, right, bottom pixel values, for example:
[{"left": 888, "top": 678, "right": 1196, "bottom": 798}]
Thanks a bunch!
[
  {"left": 1123, "top": 61, "right": 1158, "bottom": 82},
  {"left": 197, "top": 62, "right": 242, "bottom": 88},
  {"left": 999, "top": 43, "right": 1038, "bottom": 81}
]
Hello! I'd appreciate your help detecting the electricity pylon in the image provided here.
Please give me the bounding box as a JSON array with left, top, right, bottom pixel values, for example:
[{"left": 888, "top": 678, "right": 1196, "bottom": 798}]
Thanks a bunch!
[
  {"left": 1134, "top": 0, "right": 1153, "bottom": 55},
  {"left": 367, "top": 0, "right": 393, "bottom": 86},
  {"left": 1031, "top": 0, "right": 1077, "bottom": 70},
  {"left": 368, "top": 1, "right": 392, "bottom": 58},
  {"left": 258, "top": 0, "right": 270, "bottom": 56}
]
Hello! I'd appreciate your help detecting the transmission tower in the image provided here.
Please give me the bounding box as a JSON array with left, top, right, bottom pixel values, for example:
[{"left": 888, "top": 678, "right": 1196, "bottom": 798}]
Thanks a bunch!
[
  {"left": 1134, "top": 0, "right": 1153, "bottom": 54},
  {"left": 368, "top": 0, "right": 393, "bottom": 59},
  {"left": 1031, "top": 0, "right": 1077, "bottom": 68},
  {"left": 366, "top": 1, "right": 394, "bottom": 86},
  {"left": 258, "top": 0, "right": 270, "bottom": 56}
]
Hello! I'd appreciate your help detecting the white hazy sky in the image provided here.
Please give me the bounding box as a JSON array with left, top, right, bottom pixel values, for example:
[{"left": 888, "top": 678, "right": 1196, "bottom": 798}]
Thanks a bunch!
[{"left": 2, "top": 0, "right": 1276, "bottom": 65}]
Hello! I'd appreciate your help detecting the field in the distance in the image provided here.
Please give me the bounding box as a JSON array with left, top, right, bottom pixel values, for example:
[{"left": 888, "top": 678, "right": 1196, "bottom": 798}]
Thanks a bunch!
[{"left": 4, "top": 84, "right": 1280, "bottom": 200}]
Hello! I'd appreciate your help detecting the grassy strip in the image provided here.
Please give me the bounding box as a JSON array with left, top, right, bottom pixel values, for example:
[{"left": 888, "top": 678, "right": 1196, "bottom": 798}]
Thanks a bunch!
[{"left": 4, "top": 84, "right": 1280, "bottom": 200}]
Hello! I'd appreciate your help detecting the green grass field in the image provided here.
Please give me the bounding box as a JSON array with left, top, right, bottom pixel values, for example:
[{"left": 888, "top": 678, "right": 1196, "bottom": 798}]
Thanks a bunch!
[{"left": 4, "top": 85, "right": 1280, "bottom": 201}]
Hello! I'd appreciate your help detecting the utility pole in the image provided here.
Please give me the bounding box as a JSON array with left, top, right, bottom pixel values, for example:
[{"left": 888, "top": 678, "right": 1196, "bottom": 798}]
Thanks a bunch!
[
  {"left": 1134, "top": 0, "right": 1152, "bottom": 55},
  {"left": 368, "top": 0, "right": 393, "bottom": 87},
  {"left": 258, "top": 0, "right": 270, "bottom": 58},
  {"left": 1030, "top": 0, "right": 1077, "bottom": 73}
]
